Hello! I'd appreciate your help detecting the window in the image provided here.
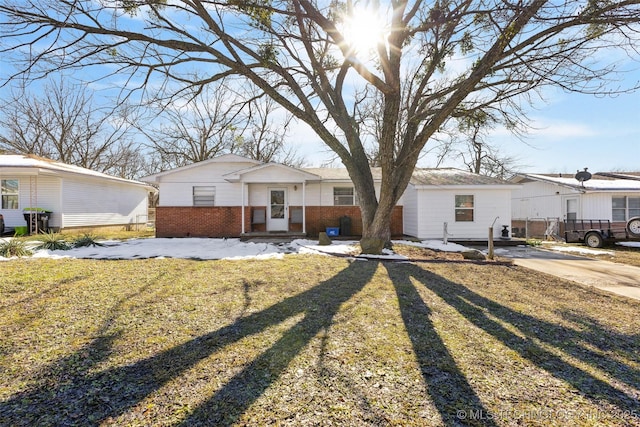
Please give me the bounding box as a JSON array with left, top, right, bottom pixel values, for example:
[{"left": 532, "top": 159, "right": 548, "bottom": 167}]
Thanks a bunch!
[
  {"left": 613, "top": 196, "right": 640, "bottom": 221},
  {"left": 1, "top": 179, "right": 19, "bottom": 209},
  {"left": 631, "top": 197, "right": 640, "bottom": 219},
  {"left": 455, "top": 195, "right": 474, "bottom": 222},
  {"left": 193, "top": 186, "right": 215, "bottom": 206},
  {"left": 334, "top": 187, "right": 357, "bottom": 206}
]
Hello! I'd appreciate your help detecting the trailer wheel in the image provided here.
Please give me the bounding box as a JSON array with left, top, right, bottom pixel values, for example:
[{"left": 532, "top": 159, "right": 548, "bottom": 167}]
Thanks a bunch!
[
  {"left": 584, "top": 231, "right": 604, "bottom": 248},
  {"left": 627, "top": 217, "right": 640, "bottom": 237}
]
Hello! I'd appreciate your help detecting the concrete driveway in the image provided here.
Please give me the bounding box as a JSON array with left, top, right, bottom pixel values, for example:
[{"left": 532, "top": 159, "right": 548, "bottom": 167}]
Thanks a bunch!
[{"left": 497, "top": 246, "right": 640, "bottom": 301}]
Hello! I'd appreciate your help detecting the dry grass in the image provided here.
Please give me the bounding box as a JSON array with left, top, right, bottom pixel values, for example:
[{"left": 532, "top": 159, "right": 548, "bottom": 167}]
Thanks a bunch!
[
  {"left": 1, "top": 254, "right": 639, "bottom": 426},
  {"left": 580, "top": 244, "right": 640, "bottom": 268},
  {"left": 530, "top": 242, "right": 640, "bottom": 268}
]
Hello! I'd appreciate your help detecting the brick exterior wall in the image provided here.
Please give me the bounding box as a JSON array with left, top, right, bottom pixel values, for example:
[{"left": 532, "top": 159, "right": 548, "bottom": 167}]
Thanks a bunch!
[
  {"left": 156, "top": 206, "right": 250, "bottom": 238},
  {"left": 156, "top": 205, "right": 404, "bottom": 238},
  {"left": 299, "top": 206, "right": 404, "bottom": 237}
]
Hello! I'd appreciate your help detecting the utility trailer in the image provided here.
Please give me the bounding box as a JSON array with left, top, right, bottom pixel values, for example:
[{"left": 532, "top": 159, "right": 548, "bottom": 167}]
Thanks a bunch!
[{"left": 564, "top": 217, "right": 640, "bottom": 248}]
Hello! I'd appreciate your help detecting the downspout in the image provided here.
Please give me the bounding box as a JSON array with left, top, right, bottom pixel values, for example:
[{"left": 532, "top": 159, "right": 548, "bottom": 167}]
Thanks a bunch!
[
  {"left": 302, "top": 181, "right": 306, "bottom": 234},
  {"left": 59, "top": 177, "right": 64, "bottom": 230},
  {"left": 241, "top": 180, "right": 245, "bottom": 235}
]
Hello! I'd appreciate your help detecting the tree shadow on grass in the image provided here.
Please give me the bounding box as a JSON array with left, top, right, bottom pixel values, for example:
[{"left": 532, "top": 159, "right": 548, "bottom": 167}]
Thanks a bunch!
[
  {"left": 384, "top": 262, "right": 639, "bottom": 419},
  {"left": 385, "top": 264, "right": 498, "bottom": 427},
  {"left": 0, "top": 274, "right": 88, "bottom": 312},
  {"left": 0, "top": 260, "right": 378, "bottom": 426}
]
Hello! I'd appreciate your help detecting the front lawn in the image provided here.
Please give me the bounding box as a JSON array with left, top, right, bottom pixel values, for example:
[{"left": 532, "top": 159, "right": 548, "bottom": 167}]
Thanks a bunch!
[
  {"left": 1, "top": 256, "right": 638, "bottom": 426},
  {"left": 584, "top": 244, "right": 640, "bottom": 268}
]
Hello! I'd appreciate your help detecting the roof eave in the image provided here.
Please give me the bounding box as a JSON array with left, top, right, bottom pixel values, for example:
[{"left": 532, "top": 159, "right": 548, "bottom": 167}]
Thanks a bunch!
[{"left": 412, "top": 184, "right": 522, "bottom": 190}]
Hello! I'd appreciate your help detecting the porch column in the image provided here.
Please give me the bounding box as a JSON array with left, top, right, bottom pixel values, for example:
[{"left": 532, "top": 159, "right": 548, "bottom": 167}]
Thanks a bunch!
[
  {"left": 302, "top": 181, "right": 306, "bottom": 234},
  {"left": 241, "top": 181, "right": 245, "bottom": 234}
]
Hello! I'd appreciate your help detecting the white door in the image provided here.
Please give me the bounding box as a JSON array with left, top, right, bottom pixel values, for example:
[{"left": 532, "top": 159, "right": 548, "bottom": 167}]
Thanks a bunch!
[
  {"left": 564, "top": 197, "right": 578, "bottom": 220},
  {"left": 267, "top": 188, "right": 288, "bottom": 231}
]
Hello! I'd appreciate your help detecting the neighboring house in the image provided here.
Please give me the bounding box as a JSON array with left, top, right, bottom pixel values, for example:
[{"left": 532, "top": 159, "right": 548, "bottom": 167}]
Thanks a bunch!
[
  {"left": 141, "top": 154, "right": 519, "bottom": 240},
  {"left": 0, "top": 155, "right": 155, "bottom": 233},
  {"left": 510, "top": 172, "right": 640, "bottom": 238}
]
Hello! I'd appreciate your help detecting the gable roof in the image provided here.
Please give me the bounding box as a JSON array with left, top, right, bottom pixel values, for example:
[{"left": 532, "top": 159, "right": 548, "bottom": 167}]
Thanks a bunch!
[
  {"left": 0, "top": 154, "right": 152, "bottom": 189},
  {"left": 223, "top": 162, "right": 322, "bottom": 182},
  {"left": 141, "top": 153, "right": 261, "bottom": 181},
  {"left": 137, "top": 153, "right": 520, "bottom": 188},
  {"left": 513, "top": 173, "right": 640, "bottom": 192}
]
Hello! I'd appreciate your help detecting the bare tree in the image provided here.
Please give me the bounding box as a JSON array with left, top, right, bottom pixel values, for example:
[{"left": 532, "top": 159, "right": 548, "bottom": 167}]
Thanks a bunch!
[
  {"left": 233, "top": 95, "right": 306, "bottom": 166},
  {"left": 135, "top": 82, "right": 303, "bottom": 170},
  {"left": 0, "top": 78, "right": 143, "bottom": 178},
  {"left": 2, "top": 0, "right": 639, "bottom": 252},
  {"left": 454, "top": 110, "right": 522, "bottom": 178},
  {"left": 134, "top": 82, "right": 245, "bottom": 169}
]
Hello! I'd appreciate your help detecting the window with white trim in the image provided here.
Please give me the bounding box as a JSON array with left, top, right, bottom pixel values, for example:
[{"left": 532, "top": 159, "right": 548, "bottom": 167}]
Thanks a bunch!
[
  {"left": 193, "top": 186, "right": 216, "bottom": 206},
  {"left": 333, "top": 187, "right": 357, "bottom": 206},
  {"left": 455, "top": 195, "right": 474, "bottom": 222},
  {"left": 612, "top": 196, "right": 640, "bottom": 221},
  {"left": 1, "top": 179, "right": 19, "bottom": 209}
]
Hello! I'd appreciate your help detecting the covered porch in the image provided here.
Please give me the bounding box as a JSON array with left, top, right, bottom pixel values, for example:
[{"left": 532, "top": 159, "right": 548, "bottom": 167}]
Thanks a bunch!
[{"left": 223, "top": 163, "right": 321, "bottom": 235}]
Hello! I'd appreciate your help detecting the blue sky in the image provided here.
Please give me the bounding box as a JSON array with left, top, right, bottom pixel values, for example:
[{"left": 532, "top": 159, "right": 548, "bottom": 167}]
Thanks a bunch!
[
  {"left": 1, "top": 56, "right": 637, "bottom": 174},
  {"left": 485, "top": 87, "right": 640, "bottom": 174},
  {"left": 1, "top": 5, "right": 638, "bottom": 175},
  {"left": 293, "top": 83, "right": 640, "bottom": 173}
]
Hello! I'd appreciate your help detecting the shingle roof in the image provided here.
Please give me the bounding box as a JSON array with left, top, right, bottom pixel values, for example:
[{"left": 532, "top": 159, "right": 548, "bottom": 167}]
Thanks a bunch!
[
  {"left": 0, "top": 154, "right": 151, "bottom": 188},
  {"left": 409, "top": 168, "right": 513, "bottom": 186},
  {"left": 595, "top": 172, "right": 640, "bottom": 181},
  {"left": 302, "top": 167, "right": 513, "bottom": 186}
]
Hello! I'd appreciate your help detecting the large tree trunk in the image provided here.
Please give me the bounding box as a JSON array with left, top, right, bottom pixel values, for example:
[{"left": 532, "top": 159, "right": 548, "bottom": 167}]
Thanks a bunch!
[
  {"left": 356, "top": 155, "right": 418, "bottom": 255},
  {"left": 359, "top": 199, "right": 394, "bottom": 254}
]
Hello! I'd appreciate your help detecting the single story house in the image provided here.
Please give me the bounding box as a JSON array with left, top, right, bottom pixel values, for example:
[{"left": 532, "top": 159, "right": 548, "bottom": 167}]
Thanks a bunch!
[
  {"left": 0, "top": 154, "right": 155, "bottom": 234},
  {"left": 510, "top": 171, "right": 640, "bottom": 238},
  {"left": 141, "top": 154, "right": 520, "bottom": 240}
]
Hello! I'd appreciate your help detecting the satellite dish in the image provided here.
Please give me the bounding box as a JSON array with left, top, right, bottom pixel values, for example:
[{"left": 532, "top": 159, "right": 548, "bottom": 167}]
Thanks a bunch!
[{"left": 575, "top": 168, "right": 592, "bottom": 184}]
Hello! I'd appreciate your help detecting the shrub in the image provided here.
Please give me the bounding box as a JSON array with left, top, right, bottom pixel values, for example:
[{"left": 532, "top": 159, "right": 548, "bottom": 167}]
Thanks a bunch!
[
  {"left": 34, "top": 232, "right": 72, "bottom": 251},
  {"left": 0, "top": 238, "right": 33, "bottom": 258},
  {"left": 526, "top": 238, "right": 543, "bottom": 247},
  {"left": 73, "top": 234, "right": 104, "bottom": 248}
]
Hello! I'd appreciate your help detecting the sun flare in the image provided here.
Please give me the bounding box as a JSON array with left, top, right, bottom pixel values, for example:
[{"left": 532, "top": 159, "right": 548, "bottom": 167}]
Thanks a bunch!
[{"left": 339, "top": 6, "right": 388, "bottom": 56}]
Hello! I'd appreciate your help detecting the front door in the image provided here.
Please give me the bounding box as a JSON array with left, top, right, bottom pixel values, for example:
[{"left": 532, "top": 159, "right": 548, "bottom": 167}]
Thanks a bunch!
[
  {"left": 564, "top": 197, "right": 578, "bottom": 220},
  {"left": 267, "top": 188, "right": 288, "bottom": 231}
]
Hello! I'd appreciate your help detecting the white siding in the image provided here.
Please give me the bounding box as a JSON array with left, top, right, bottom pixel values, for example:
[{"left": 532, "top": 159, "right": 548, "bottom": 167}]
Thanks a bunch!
[
  {"left": 61, "top": 177, "right": 148, "bottom": 227},
  {"left": 512, "top": 180, "right": 640, "bottom": 221},
  {"left": 151, "top": 159, "right": 404, "bottom": 210},
  {"left": 511, "top": 181, "right": 580, "bottom": 219},
  {"left": 410, "top": 188, "right": 511, "bottom": 239},
  {"left": 402, "top": 185, "right": 418, "bottom": 237},
  {"left": 247, "top": 183, "right": 306, "bottom": 206},
  {"left": 159, "top": 180, "right": 245, "bottom": 207},
  {"left": 313, "top": 181, "right": 386, "bottom": 206},
  {"left": 0, "top": 175, "right": 61, "bottom": 228},
  {"left": 241, "top": 167, "right": 309, "bottom": 183},
  {"left": 303, "top": 182, "right": 322, "bottom": 205},
  {"left": 575, "top": 193, "right": 637, "bottom": 221},
  {"left": 156, "top": 161, "right": 257, "bottom": 207},
  {"left": 581, "top": 193, "right": 611, "bottom": 219}
]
